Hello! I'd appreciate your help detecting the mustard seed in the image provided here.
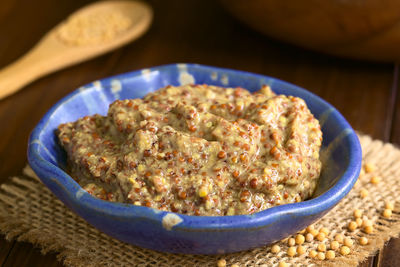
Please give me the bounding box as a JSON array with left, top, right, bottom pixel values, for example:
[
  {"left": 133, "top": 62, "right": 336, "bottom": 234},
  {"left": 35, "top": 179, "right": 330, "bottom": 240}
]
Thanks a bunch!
[
  {"left": 385, "top": 201, "right": 394, "bottom": 210},
  {"left": 317, "top": 252, "right": 326, "bottom": 260},
  {"left": 362, "top": 219, "right": 372, "bottom": 228},
  {"left": 348, "top": 221, "right": 358, "bottom": 231},
  {"left": 320, "top": 227, "right": 330, "bottom": 236},
  {"left": 326, "top": 250, "right": 335, "bottom": 260},
  {"left": 297, "top": 245, "right": 306, "bottom": 256},
  {"left": 360, "top": 188, "right": 369, "bottom": 198},
  {"left": 364, "top": 163, "right": 376, "bottom": 173},
  {"left": 309, "top": 250, "right": 318, "bottom": 258},
  {"left": 356, "top": 218, "right": 363, "bottom": 227},
  {"left": 310, "top": 229, "right": 319, "bottom": 237},
  {"left": 353, "top": 209, "right": 362, "bottom": 218},
  {"left": 340, "top": 246, "right": 351, "bottom": 255},
  {"left": 334, "top": 233, "right": 344, "bottom": 243},
  {"left": 383, "top": 208, "right": 392, "bottom": 218},
  {"left": 316, "top": 232, "right": 326, "bottom": 241},
  {"left": 344, "top": 238, "right": 353, "bottom": 248},
  {"left": 217, "top": 259, "right": 226, "bottom": 267},
  {"left": 287, "top": 246, "right": 296, "bottom": 257},
  {"left": 288, "top": 237, "right": 296, "bottom": 247},
  {"left": 359, "top": 236, "right": 369, "bottom": 245},
  {"left": 317, "top": 243, "right": 326, "bottom": 252},
  {"left": 364, "top": 225, "right": 374, "bottom": 234},
  {"left": 295, "top": 234, "right": 305, "bottom": 245},
  {"left": 271, "top": 244, "right": 280, "bottom": 254},
  {"left": 299, "top": 229, "right": 306, "bottom": 234},
  {"left": 278, "top": 262, "right": 288, "bottom": 267},
  {"left": 231, "top": 264, "right": 239, "bottom": 267},
  {"left": 330, "top": 240, "right": 340, "bottom": 250},
  {"left": 305, "top": 233, "right": 314, "bottom": 242},
  {"left": 370, "top": 176, "right": 380, "bottom": 184},
  {"left": 306, "top": 225, "right": 315, "bottom": 233}
]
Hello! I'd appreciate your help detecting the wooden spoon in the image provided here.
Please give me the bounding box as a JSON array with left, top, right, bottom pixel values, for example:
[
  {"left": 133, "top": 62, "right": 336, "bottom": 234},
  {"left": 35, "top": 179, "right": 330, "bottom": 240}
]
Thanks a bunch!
[{"left": 0, "top": 0, "right": 153, "bottom": 100}]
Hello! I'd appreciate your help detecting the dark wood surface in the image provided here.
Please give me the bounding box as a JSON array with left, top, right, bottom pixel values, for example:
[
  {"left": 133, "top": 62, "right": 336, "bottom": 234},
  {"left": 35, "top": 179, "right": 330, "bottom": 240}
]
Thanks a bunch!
[{"left": 0, "top": 0, "right": 399, "bottom": 266}]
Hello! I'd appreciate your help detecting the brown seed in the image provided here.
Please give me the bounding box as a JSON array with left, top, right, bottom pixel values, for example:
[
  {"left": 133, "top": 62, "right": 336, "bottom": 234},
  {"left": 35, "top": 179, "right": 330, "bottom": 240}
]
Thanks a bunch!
[
  {"left": 218, "top": 151, "right": 226, "bottom": 159},
  {"left": 250, "top": 178, "right": 258, "bottom": 189}
]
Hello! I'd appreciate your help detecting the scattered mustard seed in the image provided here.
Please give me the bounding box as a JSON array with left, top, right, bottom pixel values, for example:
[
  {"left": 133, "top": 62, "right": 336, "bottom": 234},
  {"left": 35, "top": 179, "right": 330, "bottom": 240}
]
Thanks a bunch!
[
  {"left": 217, "top": 259, "right": 226, "bottom": 267},
  {"left": 287, "top": 246, "right": 296, "bottom": 257},
  {"left": 359, "top": 236, "right": 369, "bottom": 245},
  {"left": 309, "top": 250, "right": 318, "bottom": 258},
  {"left": 362, "top": 219, "right": 372, "bottom": 228},
  {"left": 295, "top": 234, "right": 305, "bottom": 245},
  {"left": 385, "top": 201, "right": 394, "bottom": 210},
  {"left": 271, "top": 244, "right": 280, "bottom": 254},
  {"left": 334, "top": 233, "right": 344, "bottom": 243},
  {"left": 316, "top": 232, "right": 326, "bottom": 242},
  {"left": 364, "top": 163, "right": 376, "bottom": 173},
  {"left": 344, "top": 238, "right": 353, "bottom": 248},
  {"left": 348, "top": 221, "right": 358, "bottom": 231},
  {"left": 231, "top": 264, "right": 239, "bottom": 267},
  {"left": 278, "top": 262, "right": 288, "bottom": 267},
  {"left": 310, "top": 229, "right": 319, "bottom": 237},
  {"left": 320, "top": 227, "right": 330, "bottom": 236},
  {"left": 326, "top": 250, "right": 336, "bottom": 260},
  {"left": 305, "top": 233, "right": 314, "bottom": 242},
  {"left": 299, "top": 229, "right": 306, "bottom": 234},
  {"left": 317, "top": 243, "right": 326, "bottom": 252},
  {"left": 297, "top": 245, "right": 306, "bottom": 256},
  {"left": 288, "top": 237, "right": 296, "bottom": 247},
  {"left": 306, "top": 225, "right": 315, "bottom": 233},
  {"left": 360, "top": 188, "right": 369, "bottom": 198},
  {"left": 317, "top": 252, "right": 326, "bottom": 260},
  {"left": 370, "top": 176, "right": 380, "bottom": 184},
  {"left": 356, "top": 218, "right": 363, "bottom": 227},
  {"left": 330, "top": 240, "right": 340, "bottom": 250},
  {"left": 353, "top": 209, "right": 362, "bottom": 218},
  {"left": 364, "top": 225, "right": 374, "bottom": 234},
  {"left": 383, "top": 208, "right": 392, "bottom": 218},
  {"left": 340, "top": 245, "right": 351, "bottom": 255}
]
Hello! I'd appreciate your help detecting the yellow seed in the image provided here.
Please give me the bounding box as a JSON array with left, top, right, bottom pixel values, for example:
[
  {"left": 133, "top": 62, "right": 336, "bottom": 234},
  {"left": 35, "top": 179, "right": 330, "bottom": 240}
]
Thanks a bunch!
[
  {"left": 287, "top": 238, "right": 296, "bottom": 247},
  {"left": 316, "top": 232, "right": 326, "bottom": 241},
  {"left": 359, "top": 236, "right": 369, "bottom": 245},
  {"left": 334, "top": 233, "right": 344, "bottom": 243},
  {"left": 198, "top": 187, "right": 208, "bottom": 197},
  {"left": 360, "top": 188, "right": 369, "bottom": 198},
  {"left": 348, "top": 221, "right": 358, "bottom": 231},
  {"left": 364, "top": 225, "right": 374, "bottom": 234},
  {"left": 320, "top": 227, "right": 330, "bottom": 236},
  {"left": 385, "top": 201, "right": 394, "bottom": 210},
  {"left": 309, "top": 250, "right": 318, "bottom": 258},
  {"left": 287, "top": 246, "right": 296, "bottom": 257},
  {"left": 299, "top": 229, "right": 306, "bottom": 234},
  {"left": 353, "top": 209, "right": 362, "bottom": 218},
  {"left": 310, "top": 229, "right": 319, "bottom": 237},
  {"left": 330, "top": 240, "right": 340, "bottom": 250},
  {"left": 217, "top": 259, "right": 226, "bottom": 267},
  {"left": 340, "top": 246, "right": 351, "bottom": 255},
  {"left": 231, "top": 264, "right": 239, "bottom": 267},
  {"left": 370, "top": 176, "right": 380, "bottom": 184},
  {"left": 306, "top": 225, "right": 315, "bottom": 233},
  {"left": 326, "top": 250, "right": 335, "bottom": 260},
  {"left": 359, "top": 168, "right": 365, "bottom": 177},
  {"left": 362, "top": 219, "right": 372, "bottom": 228},
  {"left": 317, "top": 243, "right": 326, "bottom": 252},
  {"left": 305, "top": 233, "right": 314, "bottom": 242},
  {"left": 383, "top": 209, "right": 392, "bottom": 218},
  {"left": 344, "top": 238, "right": 353, "bottom": 248},
  {"left": 271, "top": 244, "right": 280, "bottom": 254},
  {"left": 364, "top": 163, "right": 376, "bottom": 173},
  {"left": 278, "top": 262, "right": 288, "bottom": 267},
  {"left": 356, "top": 218, "right": 363, "bottom": 227},
  {"left": 317, "top": 252, "right": 326, "bottom": 260},
  {"left": 295, "top": 234, "right": 305, "bottom": 245},
  {"left": 297, "top": 245, "right": 306, "bottom": 255}
]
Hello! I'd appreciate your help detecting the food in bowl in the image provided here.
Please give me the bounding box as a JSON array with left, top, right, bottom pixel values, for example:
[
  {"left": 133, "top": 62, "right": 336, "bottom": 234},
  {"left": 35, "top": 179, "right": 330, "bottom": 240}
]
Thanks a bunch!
[{"left": 57, "top": 83, "right": 322, "bottom": 216}]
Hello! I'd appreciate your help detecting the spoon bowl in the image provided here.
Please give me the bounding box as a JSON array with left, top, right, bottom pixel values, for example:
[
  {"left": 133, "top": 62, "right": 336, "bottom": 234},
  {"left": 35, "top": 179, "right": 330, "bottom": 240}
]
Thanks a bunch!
[{"left": 0, "top": 0, "right": 152, "bottom": 100}]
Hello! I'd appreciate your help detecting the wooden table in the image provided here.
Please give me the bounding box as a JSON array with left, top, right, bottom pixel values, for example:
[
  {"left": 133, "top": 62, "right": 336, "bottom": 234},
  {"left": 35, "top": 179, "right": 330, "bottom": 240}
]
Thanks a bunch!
[{"left": 0, "top": 0, "right": 399, "bottom": 266}]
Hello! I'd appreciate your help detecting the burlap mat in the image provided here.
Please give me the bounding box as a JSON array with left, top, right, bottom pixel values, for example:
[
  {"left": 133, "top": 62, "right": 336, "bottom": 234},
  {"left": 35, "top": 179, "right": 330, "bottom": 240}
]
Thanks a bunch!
[{"left": 0, "top": 134, "right": 400, "bottom": 267}]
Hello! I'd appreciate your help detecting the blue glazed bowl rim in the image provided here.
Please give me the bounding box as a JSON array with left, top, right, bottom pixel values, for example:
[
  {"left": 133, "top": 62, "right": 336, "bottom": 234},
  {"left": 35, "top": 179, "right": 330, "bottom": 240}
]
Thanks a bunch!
[{"left": 28, "top": 63, "right": 362, "bottom": 231}]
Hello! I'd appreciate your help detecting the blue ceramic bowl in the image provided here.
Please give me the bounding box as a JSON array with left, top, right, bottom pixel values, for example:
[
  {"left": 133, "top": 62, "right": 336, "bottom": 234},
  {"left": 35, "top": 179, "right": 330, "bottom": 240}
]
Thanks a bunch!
[{"left": 28, "top": 63, "right": 362, "bottom": 254}]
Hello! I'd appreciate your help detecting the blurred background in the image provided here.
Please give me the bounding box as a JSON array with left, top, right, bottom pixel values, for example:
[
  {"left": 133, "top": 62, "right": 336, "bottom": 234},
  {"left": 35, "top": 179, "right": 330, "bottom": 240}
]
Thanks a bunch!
[{"left": 0, "top": 0, "right": 399, "bottom": 266}]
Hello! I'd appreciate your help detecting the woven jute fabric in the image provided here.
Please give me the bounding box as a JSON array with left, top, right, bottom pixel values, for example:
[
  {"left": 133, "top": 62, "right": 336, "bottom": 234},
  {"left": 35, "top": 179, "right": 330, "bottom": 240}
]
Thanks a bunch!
[{"left": 0, "top": 134, "right": 400, "bottom": 267}]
